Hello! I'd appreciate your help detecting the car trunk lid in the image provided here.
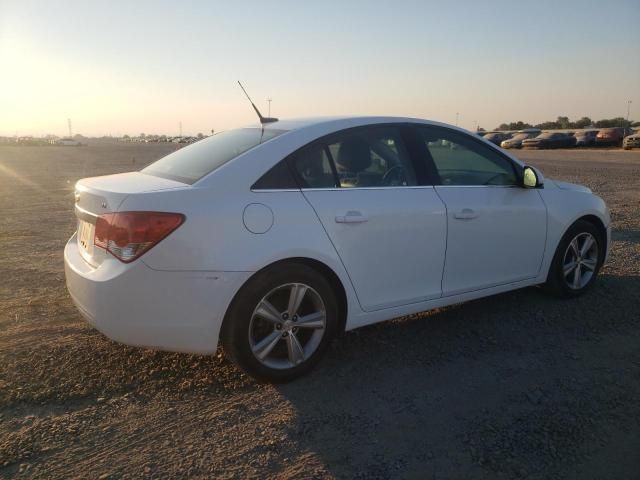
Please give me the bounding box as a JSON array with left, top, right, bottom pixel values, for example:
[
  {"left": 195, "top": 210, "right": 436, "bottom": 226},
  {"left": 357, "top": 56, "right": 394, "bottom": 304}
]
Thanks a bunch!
[{"left": 74, "top": 172, "right": 187, "bottom": 266}]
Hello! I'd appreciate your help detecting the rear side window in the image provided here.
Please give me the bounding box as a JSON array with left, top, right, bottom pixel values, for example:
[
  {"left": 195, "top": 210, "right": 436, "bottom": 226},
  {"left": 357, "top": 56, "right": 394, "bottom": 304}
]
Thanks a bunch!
[
  {"left": 292, "top": 145, "right": 338, "bottom": 188},
  {"left": 328, "top": 127, "right": 416, "bottom": 188},
  {"left": 289, "top": 126, "right": 417, "bottom": 189},
  {"left": 142, "top": 128, "right": 285, "bottom": 184},
  {"left": 252, "top": 159, "right": 298, "bottom": 189}
]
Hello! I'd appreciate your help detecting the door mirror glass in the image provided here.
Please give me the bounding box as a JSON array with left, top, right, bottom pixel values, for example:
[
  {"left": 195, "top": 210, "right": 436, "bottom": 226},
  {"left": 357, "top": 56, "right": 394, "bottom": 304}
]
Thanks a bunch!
[{"left": 523, "top": 166, "right": 538, "bottom": 188}]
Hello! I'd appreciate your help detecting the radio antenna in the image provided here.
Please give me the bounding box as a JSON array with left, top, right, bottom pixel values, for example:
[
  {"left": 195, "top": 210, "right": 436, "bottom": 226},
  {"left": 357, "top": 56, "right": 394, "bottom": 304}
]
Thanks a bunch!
[{"left": 237, "top": 81, "right": 278, "bottom": 124}]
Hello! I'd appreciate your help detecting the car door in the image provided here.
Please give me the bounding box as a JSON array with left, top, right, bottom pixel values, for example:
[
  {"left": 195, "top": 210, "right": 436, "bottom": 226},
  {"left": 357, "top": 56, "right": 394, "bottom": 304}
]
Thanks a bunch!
[
  {"left": 414, "top": 125, "right": 547, "bottom": 296},
  {"left": 290, "top": 125, "right": 447, "bottom": 312}
]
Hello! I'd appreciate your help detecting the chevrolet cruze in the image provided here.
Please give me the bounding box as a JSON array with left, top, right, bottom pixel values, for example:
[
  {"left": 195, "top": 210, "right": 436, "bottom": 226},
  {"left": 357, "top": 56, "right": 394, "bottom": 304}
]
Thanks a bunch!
[{"left": 65, "top": 117, "right": 610, "bottom": 381}]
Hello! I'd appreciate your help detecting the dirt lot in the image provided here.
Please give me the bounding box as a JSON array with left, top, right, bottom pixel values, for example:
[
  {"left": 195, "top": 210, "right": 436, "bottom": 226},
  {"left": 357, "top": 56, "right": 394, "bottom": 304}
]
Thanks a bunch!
[{"left": 1, "top": 143, "right": 639, "bottom": 479}]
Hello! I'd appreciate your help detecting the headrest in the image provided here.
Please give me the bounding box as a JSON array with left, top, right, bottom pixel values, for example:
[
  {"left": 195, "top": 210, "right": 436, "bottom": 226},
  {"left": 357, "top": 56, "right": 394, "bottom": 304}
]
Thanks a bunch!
[{"left": 337, "top": 137, "right": 371, "bottom": 172}]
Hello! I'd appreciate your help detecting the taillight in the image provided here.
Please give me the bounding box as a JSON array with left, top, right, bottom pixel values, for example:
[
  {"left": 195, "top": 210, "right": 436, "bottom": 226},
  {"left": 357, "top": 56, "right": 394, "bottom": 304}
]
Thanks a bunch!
[{"left": 94, "top": 212, "right": 185, "bottom": 263}]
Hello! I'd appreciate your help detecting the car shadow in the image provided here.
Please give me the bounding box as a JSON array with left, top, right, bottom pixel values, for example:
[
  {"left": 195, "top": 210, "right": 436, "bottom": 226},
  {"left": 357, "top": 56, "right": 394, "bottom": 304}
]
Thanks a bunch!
[
  {"left": 272, "top": 274, "right": 640, "bottom": 478},
  {"left": 611, "top": 228, "right": 640, "bottom": 245}
]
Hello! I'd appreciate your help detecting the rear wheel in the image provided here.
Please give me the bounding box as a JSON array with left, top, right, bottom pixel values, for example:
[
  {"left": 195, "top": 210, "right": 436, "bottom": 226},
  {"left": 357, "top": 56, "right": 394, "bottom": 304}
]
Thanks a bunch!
[
  {"left": 545, "top": 220, "right": 603, "bottom": 297},
  {"left": 221, "top": 263, "right": 339, "bottom": 382}
]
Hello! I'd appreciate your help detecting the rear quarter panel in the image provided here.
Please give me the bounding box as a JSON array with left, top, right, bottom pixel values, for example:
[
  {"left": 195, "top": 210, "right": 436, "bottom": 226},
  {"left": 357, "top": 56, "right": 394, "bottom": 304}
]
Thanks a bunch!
[{"left": 119, "top": 183, "right": 364, "bottom": 324}]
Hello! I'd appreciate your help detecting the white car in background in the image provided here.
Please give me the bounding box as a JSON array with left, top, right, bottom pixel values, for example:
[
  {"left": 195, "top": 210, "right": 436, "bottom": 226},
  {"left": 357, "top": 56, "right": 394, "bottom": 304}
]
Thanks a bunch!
[
  {"left": 501, "top": 129, "right": 541, "bottom": 149},
  {"left": 65, "top": 117, "right": 610, "bottom": 381}
]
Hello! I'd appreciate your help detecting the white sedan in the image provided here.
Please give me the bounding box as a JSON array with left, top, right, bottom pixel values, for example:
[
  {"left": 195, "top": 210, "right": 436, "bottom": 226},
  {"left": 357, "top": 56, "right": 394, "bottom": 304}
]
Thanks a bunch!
[{"left": 64, "top": 117, "right": 610, "bottom": 381}]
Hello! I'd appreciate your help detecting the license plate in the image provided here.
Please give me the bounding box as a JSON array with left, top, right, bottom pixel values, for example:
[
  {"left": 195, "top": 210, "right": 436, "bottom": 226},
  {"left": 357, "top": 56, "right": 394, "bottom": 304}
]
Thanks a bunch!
[{"left": 78, "top": 220, "right": 95, "bottom": 252}]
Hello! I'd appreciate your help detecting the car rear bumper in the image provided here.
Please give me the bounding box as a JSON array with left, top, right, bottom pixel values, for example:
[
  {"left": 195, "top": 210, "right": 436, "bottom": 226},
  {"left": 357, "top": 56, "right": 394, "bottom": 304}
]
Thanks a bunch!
[{"left": 64, "top": 233, "right": 251, "bottom": 354}]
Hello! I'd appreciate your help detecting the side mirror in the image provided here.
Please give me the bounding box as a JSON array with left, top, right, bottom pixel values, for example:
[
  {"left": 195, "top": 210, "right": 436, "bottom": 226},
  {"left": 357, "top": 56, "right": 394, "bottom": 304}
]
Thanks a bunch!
[{"left": 522, "top": 166, "right": 541, "bottom": 188}]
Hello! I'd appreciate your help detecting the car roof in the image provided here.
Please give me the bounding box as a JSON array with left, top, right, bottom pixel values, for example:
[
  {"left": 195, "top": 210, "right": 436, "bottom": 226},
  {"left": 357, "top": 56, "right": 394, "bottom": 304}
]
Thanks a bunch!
[{"left": 245, "top": 116, "right": 461, "bottom": 134}]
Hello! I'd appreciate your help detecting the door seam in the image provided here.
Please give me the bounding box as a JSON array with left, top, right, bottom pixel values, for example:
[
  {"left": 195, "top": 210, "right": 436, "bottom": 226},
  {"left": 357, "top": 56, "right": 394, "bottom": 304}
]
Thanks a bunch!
[
  {"left": 433, "top": 186, "right": 449, "bottom": 297},
  {"left": 298, "top": 190, "right": 367, "bottom": 312}
]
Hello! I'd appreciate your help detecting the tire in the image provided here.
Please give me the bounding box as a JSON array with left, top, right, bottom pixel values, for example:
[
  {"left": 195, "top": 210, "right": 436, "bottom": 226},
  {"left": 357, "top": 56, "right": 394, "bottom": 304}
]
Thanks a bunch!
[
  {"left": 544, "top": 220, "right": 604, "bottom": 298},
  {"left": 221, "top": 263, "right": 339, "bottom": 382}
]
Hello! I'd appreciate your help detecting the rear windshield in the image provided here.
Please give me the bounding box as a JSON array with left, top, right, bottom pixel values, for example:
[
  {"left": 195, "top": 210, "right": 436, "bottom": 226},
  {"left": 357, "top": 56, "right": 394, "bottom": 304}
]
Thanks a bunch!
[{"left": 142, "top": 128, "right": 285, "bottom": 184}]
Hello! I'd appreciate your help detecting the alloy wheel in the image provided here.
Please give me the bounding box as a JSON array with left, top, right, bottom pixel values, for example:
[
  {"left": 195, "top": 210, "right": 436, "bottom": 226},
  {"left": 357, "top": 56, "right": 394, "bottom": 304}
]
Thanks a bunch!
[
  {"left": 248, "top": 283, "right": 326, "bottom": 369},
  {"left": 562, "top": 232, "right": 599, "bottom": 290}
]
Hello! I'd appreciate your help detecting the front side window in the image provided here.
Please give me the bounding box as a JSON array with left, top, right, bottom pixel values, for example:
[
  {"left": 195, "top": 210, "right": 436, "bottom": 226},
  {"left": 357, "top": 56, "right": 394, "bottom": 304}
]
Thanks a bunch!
[
  {"left": 417, "top": 127, "right": 518, "bottom": 186},
  {"left": 142, "top": 128, "right": 285, "bottom": 184}
]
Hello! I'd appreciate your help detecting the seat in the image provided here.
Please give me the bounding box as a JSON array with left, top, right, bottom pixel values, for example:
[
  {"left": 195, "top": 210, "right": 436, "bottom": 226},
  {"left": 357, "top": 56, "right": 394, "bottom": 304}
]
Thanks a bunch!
[{"left": 336, "top": 136, "right": 375, "bottom": 187}]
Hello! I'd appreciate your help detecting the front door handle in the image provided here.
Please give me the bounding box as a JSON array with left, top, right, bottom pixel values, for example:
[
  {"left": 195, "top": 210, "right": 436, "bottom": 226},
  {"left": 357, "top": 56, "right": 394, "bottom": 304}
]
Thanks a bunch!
[
  {"left": 335, "top": 211, "right": 368, "bottom": 223},
  {"left": 454, "top": 208, "right": 479, "bottom": 220}
]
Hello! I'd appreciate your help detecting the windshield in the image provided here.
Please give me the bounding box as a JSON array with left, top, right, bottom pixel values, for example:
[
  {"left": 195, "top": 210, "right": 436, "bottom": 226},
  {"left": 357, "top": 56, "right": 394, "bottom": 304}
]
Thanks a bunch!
[{"left": 142, "top": 128, "right": 286, "bottom": 184}]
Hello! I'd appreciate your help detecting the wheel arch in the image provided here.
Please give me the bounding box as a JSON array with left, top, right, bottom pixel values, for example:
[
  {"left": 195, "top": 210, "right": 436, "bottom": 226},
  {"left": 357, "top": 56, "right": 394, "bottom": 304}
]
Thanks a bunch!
[
  {"left": 220, "top": 257, "right": 349, "bottom": 342},
  {"left": 545, "top": 213, "right": 609, "bottom": 283},
  {"left": 575, "top": 214, "right": 608, "bottom": 254}
]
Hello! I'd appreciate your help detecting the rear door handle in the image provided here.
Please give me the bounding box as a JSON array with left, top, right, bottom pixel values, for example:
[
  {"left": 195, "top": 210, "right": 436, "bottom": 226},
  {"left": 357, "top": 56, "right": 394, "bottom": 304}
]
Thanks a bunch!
[
  {"left": 335, "top": 211, "right": 368, "bottom": 223},
  {"left": 454, "top": 208, "right": 479, "bottom": 220}
]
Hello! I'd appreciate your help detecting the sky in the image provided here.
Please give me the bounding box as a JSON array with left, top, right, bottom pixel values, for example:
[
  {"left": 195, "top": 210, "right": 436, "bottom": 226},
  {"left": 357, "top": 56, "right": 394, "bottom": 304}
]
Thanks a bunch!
[{"left": 1, "top": 0, "right": 639, "bottom": 137}]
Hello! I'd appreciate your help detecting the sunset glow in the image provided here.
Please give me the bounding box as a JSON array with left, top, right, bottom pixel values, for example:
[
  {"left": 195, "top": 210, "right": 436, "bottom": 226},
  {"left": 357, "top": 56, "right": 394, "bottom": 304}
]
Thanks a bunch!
[{"left": 1, "top": 0, "right": 638, "bottom": 136}]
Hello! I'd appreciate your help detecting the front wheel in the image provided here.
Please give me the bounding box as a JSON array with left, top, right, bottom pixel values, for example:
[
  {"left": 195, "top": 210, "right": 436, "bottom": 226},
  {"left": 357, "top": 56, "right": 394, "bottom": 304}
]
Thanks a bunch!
[
  {"left": 544, "top": 220, "right": 603, "bottom": 297},
  {"left": 221, "top": 263, "right": 339, "bottom": 382}
]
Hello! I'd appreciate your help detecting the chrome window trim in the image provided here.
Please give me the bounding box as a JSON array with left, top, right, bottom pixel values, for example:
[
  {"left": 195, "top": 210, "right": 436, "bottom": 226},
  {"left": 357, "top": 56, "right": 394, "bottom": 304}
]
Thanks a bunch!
[
  {"left": 299, "top": 185, "right": 437, "bottom": 192},
  {"left": 434, "top": 184, "right": 520, "bottom": 189},
  {"left": 251, "top": 185, "right": 521, "bottom": 192},
  {"left": 250, "top": 188, "right": 301, "bottom": 193}
]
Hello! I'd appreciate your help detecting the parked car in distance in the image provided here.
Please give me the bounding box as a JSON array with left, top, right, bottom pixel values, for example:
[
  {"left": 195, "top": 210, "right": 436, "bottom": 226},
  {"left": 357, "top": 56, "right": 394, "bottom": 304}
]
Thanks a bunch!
[
  {"left": 575, "top": 130, "right": 599, "bottom": 147},
  {"left": 522, "top": 132, "right": 577, "bottom": 149},
  {"left": 623, "top": 132, "right": 640, "bottom": 149},
  {"left": 500, "top": 129, "right": 541, "bottom": 149},
  {"left": 64, "top": 116, "right": 610, "bottom": 382},
  {"left": 595, "top": 127, "right": 632, "bottom": 147},
  {"left": 483, "top": 132, "right": 512, "bottom": 146},
  {"left": 57, "top": 137, "right": 83, "bottom": 146}
]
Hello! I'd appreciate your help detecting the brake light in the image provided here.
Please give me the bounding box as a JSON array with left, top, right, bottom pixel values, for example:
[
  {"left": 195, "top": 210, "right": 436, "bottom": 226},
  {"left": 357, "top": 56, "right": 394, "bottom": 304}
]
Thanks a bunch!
[{"left": 94, "top": 212, "right": 185, "bottom": 263}]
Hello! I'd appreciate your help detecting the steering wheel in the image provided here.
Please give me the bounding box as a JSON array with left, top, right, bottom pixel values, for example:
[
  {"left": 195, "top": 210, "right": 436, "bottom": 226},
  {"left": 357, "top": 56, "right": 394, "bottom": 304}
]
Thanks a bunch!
[{"left": 382, "top": 165, "right": 404, "bottom": 186}]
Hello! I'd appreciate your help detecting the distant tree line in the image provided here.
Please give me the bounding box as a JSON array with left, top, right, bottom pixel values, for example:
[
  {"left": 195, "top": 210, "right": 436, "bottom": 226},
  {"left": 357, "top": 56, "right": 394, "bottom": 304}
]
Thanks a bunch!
[{"left": 495, "top": 116, "right": 639, "bottom": 131}]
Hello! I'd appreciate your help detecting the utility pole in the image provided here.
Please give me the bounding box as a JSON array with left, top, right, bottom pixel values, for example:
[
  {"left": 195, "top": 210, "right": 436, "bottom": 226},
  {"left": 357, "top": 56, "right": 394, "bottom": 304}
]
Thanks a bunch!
[
  {"left": 267, "top": 98, "right": 272, "bottom": 117},
  {"left": 455, "top": 112, "right": 459, "bottom": 127},
  {"left": 68, "top": 118, "right": 72, "bottom": 137},
  {"left": 626, "top": 100, "right": 632, "bottom": 126}
]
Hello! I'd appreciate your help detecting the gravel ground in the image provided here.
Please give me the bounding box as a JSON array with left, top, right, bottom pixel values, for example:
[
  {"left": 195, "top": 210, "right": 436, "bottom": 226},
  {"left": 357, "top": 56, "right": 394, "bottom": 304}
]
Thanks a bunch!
[{"left": 1, "top": 143, "right": 639, "bottom": 479}]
